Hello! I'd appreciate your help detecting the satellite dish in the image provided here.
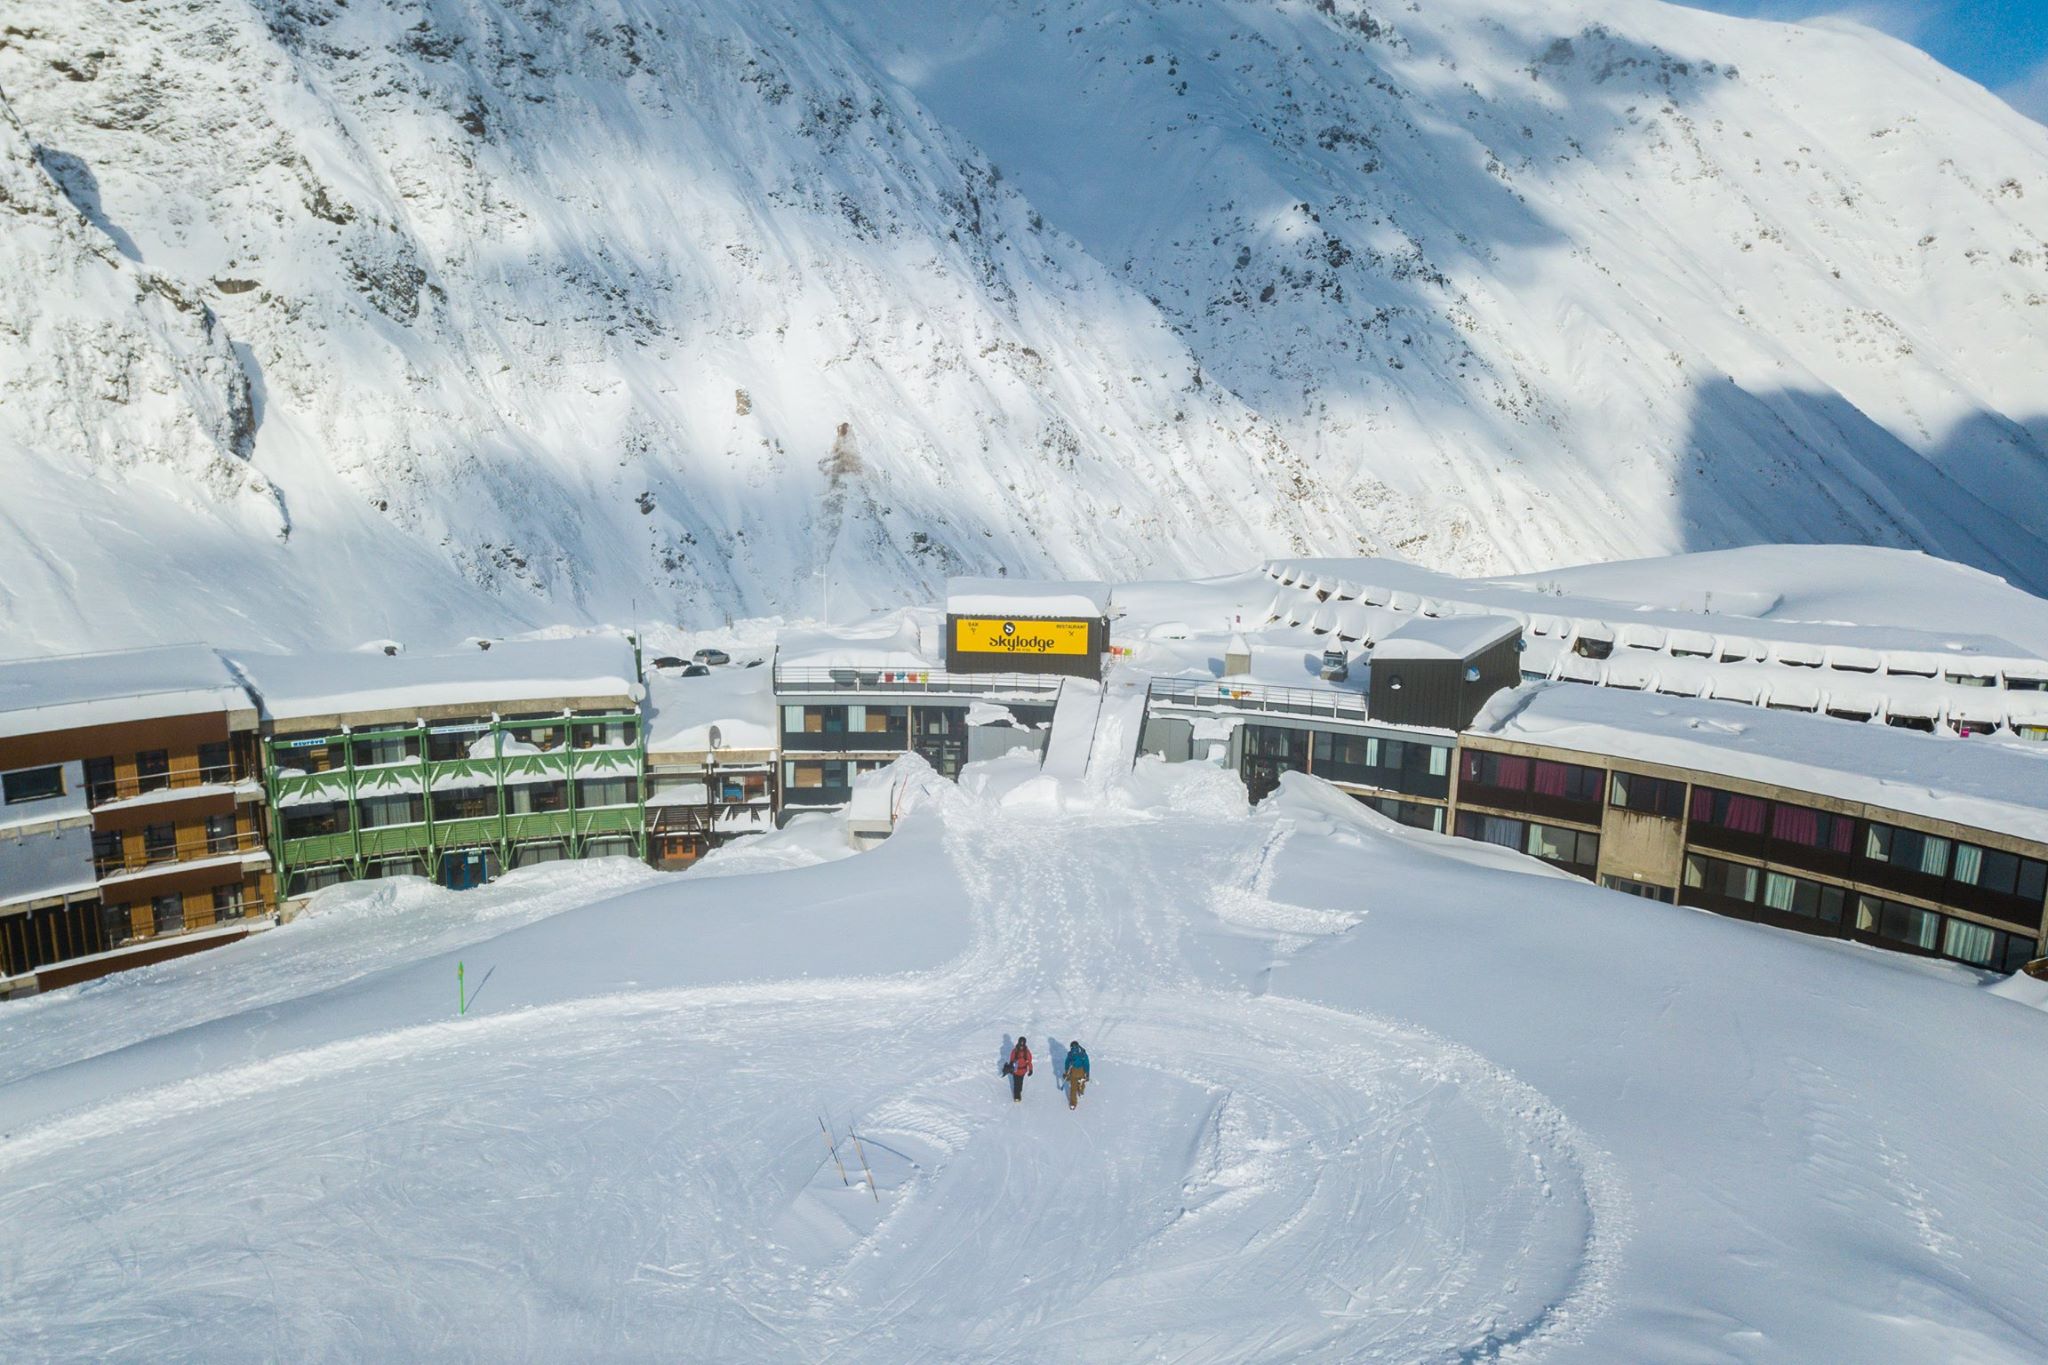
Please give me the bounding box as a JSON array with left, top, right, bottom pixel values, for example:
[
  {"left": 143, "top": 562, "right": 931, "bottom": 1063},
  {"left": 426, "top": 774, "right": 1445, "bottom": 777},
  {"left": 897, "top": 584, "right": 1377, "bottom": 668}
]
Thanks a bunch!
[{"left": 708, "top": 724, "right": 723, "bottom": 750}]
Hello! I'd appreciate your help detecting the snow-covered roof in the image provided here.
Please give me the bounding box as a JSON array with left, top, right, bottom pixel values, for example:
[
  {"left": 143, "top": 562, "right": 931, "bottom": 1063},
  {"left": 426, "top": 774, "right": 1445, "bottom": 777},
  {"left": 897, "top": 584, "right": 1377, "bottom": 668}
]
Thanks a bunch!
[
  {"left": 1370, "top": 615, "right": 1521, "bottom": 663},
  {"left": 945, "top": 577, "right": 1110, "bottom": 619},
  {"left": 234, "top": 634, "right": 641, "bottom": 725},
  {"left": 644, "top": 660, "right": 776, "bottom": 755},
  {"left": 775, "top": 613, "right": 938, "bottom": 672},
  {"left": 1472, "top": 682, "right": 2048, "bottom": 846},
  {"left": 0, "top": 644, "right": 255, "bottom": 740}
]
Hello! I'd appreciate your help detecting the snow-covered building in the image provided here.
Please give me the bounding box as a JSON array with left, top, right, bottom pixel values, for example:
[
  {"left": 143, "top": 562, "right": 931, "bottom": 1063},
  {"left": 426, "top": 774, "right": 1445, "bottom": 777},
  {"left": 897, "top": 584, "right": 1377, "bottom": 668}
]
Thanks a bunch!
[
  {"left": 1460, "top": 683, "right": 2048, "bottom": 974},
  {"left": 773, "top": 613, "right": 1058, "bottom": 811},
  {"left": 233, "top": 635, "right": 646, "bottom": 898},
  {"left": 643, "top": 657, "right": 777, "bottom": 867},
  {"left": 0, "top": 645, "right": 271, "bottom": 994}
]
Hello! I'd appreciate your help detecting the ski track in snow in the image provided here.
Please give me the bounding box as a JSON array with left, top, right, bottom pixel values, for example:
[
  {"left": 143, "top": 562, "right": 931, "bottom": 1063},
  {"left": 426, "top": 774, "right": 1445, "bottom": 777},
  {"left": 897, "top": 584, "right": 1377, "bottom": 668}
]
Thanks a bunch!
[{"left": 0, "top": 786, "right": 1626, "bottom": 1361}]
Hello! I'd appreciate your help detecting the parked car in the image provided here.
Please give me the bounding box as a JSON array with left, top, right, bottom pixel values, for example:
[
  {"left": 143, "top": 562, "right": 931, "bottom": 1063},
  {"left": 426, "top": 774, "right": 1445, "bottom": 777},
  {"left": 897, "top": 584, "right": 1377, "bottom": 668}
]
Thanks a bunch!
[
  {"left": 1319, "top": 649, "right": 1350, "bottom": 682},
  {"left": 679, "top": 662, "right": 711, "bottom": 677},
  {"left": 650, "top": 655, "right": 687, "bottom": 669},
  {"left": 692, "top": 647, "right": 731, "bottom": 666}
]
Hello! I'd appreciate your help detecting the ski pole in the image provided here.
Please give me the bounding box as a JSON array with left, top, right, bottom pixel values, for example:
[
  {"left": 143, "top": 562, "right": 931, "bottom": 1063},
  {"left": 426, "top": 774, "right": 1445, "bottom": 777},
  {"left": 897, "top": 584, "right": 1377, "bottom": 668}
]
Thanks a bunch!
[
  {"left": 853, "top": 1130, "right": 878, "bottom": 1202},
  {"left": 819, "top": 1116, "right": 849, "bottom": 1186}
]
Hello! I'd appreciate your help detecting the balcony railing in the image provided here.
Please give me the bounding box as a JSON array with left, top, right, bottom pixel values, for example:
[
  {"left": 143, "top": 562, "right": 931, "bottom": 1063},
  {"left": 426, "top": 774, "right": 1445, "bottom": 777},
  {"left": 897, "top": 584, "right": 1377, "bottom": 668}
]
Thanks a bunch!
[
  {"left": 773, "top": 665, "right": 1064, "bottom": 697},
  {"left": 90, "top": 765, "right": 246, "bottom": 807},
  {"left": 1146, "top": 677, "right": 1372, "bottom": 724},
  {"left": 95, "top": 828, "right": 266, "bottom": 879}
]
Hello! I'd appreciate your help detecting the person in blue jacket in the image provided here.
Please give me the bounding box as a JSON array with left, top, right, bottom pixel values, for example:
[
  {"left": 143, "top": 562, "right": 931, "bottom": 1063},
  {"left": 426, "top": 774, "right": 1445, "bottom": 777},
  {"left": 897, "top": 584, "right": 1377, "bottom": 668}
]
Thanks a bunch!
[{"left": 1062, "top": 1040, "right": 1090, "bottom": 1110}]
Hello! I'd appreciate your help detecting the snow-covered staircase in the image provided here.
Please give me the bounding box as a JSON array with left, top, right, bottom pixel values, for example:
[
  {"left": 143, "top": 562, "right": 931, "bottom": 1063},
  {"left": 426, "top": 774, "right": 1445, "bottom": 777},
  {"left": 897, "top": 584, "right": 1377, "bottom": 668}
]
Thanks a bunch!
[{"left": 1041, "top": 678, "right": 1103, "bottom": 780}]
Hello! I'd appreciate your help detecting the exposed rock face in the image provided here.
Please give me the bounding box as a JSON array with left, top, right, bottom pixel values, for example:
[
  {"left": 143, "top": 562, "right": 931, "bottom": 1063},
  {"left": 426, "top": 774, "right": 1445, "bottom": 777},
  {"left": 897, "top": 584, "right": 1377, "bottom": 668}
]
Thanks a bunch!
[{"left": 0, "top": 0, "right": 2044, "bottom": 650}]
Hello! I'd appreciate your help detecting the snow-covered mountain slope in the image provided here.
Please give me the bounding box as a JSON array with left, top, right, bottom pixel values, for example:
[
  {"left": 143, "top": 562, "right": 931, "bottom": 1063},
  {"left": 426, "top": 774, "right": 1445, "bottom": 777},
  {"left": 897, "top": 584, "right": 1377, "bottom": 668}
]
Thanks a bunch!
[{"left": 1, "top": 0, "right": 2045, "bottom": 651}]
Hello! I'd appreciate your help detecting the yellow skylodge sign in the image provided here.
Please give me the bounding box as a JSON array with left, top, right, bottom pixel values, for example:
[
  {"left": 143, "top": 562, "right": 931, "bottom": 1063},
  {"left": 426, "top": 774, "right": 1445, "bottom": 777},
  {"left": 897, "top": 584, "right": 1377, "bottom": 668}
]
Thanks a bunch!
[{"left": 953, "top": 617, "right": 1092, "bottom": 657}]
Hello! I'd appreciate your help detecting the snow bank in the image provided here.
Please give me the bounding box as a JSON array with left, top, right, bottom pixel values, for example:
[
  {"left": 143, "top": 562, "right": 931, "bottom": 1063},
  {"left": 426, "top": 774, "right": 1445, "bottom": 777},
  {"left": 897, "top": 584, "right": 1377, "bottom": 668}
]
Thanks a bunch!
[{"left": 234, "top": 633, "right": 641, "bottom": 723}]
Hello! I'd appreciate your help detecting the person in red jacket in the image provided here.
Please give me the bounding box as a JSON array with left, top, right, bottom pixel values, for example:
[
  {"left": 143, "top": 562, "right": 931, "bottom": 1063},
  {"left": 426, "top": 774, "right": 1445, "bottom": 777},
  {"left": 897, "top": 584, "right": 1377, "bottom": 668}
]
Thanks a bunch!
[{"left": 1003, "top": 1035, "right": 1033, "bottom": 1102}]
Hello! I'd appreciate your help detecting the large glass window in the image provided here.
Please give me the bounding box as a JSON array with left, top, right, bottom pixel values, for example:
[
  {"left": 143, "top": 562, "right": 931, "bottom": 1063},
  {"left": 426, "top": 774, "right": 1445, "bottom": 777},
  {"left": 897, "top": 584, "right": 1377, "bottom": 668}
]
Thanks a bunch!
[
  {"left": 152, "top": 893, "right": 184, "bottom": 935},
  {"left": 574, "top": 777, "right": 639, "bottom": 808},
  {"left": 282, "top": 803, "right": 347, "bottom": 839},
  {"left": 426, "top": 723, "right": 491, "bottom": 762},
  {"left": 430, "top": 788, "right": 499, "bottom": 821},
  {"left": 1526, "top": 821, "right": 1599, "bottom": 867},
  {"left": 1855, "top": 895, "right": 1942, "bottom": 951},
  {"left": 1, "top": 765, "right": 65, "bottom": 804},
  {"left": 1863, "top": 824, "right": 1952, "bottom": 877},
  {"left": 197, "top": 741, "right": 233, "bottom": 779},
  {"left": 1610, "top": 772, "right": 1684, "bottom": 818},
  {"left": 205, "top": 813, "right": 239, "bottom": 851},
  {"left": 1767, "top": 802, "right": 1855, "bottom": 853},
  {"left": 142, "top": 822, "right": 177, "bottom": 862},
  {"left": 356, "top": 795, "right": 425, "bottom": 829},
  {"left": 353, "top": 733, "right": 420, "bottom": 767},
  {"left": 1691, "top": 787, "right": 1766, "bottom": 834},
  {"left": 135, "top": 749, "right": 171, "bottom": 793},
  {"left": 506, "top": 782, "right": 569, "bottom": 815},
  {"left": 213, "top": 885, "right": 247, "bottom": 922}
]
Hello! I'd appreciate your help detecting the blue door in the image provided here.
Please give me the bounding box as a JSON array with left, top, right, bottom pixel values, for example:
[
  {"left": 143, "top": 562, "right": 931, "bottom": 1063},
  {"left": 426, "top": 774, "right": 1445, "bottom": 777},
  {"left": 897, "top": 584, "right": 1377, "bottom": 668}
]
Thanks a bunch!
[{"left": 439, "top": 850, "right": 488, "bottom": 891}]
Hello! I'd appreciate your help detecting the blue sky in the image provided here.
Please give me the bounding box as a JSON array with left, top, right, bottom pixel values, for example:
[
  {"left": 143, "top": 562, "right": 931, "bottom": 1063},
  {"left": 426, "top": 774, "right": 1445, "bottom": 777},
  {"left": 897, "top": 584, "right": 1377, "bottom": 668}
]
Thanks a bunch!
[{"left": 1675, "top": 1, "right": 2048, "bottom": 122}]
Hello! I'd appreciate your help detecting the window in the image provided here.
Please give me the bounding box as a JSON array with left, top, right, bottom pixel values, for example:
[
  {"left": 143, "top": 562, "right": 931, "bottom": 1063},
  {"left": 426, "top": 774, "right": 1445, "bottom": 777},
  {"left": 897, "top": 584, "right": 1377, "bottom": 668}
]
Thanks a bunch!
[
  {"left": 1571, "top": 637, "right": 1613, "bottom": 660},
  {"left": 92, "top": 829, "right": 123, "bottom": 873},
  {"left": 135, "top": 749, "right": 171, "bottom": 793},
  {"left": 1950, "top": 844, "right": 2048, "bottom": 903},
  {"left": 574, "top": 777, "right": 639, "bottom": 808},
  {"left": 197, "top": 741, "right": 232, "bottom": 778},
  {"left": 205, "top": 813, "right": 239, "bottom": 851},
  {"left": 1684, "top": 853, "right": 1759, "bottom": 903},
  {"left": 575, "top": 717, "right": 638, "bottom": 749},
  {"left": 505, "top": 782, "right": 569, "bottom": 815},
  {"left": 1610, "top": 772, "right": 1684, "bottom": 818},
  {"left": 273, "top": 734, "right": 343, "bottom": 773},
  {"left": 1, "top": 765, "right": 64, "bottom": 804},
  {"left": 1944, "top": 672, "right": 1995, "bottom": 688},
  {"left": 1526, "top": 822, "right": 1599, "bottom": 868},
  {"left": 431, "top": 788, "right": 499, "bottom": 821},
  {"left": 101, "top": 903, "right": 134, "bottom": 948},
  {"left": 143, "top": 822, "right": 178, "bottom": 863},
  {"left": 356, "top": 795, "right": 425, "bottom": 829},
  {"left": 1529, "top": 760, "right": 1601, "bottom": 802},
  {"left": 352, "top": 734, "right": 419, "bottom": 767},
  {"left": 84, "top": 756, "right": 117, "bottom": 803},
  {"left": 213, "top": 885, "right": 247, "bottom": 921},
  {"left": 1856, "top": 895, "right": 1941, "bottom": 951},
  {"left": 282, "top": 803, "right": 346, "bottom": 840},
  {"left": 152, "top": 893, "right": 184, "bottom": 935},
  {"left": 1602, "top": 875, "right": 1675, "bottom": 903},
  {"left": 1767, "top": 803, "right": 1856, "bottom": 854},
  {"left": 1455, "top": 811, "right": 1525, "bottom": 850},
  {"left": 287, "top": 866, "right": 350, "bottom": 897},
  {"left": 426, "top": 723, "right": 490, "bottom": 762},
  {"left": 1690, "top": 787, "right": 1767, "bottom": 835},
  {"left": 1863, "top": 824, "right": 1951, "bottom": 878}
]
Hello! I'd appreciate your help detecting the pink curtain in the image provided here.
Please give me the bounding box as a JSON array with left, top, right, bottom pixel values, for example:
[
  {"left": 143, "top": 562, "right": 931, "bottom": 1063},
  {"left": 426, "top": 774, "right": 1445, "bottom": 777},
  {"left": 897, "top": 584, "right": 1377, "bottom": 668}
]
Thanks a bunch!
[
  {"left": 1772, "top": 804, "right": 1819, "bottom": 846},
  {"left": 1726, "top": 795, "right": 1767, "bottom": 834},
  {"left": 1495, "top": 756, "right": 1531, "bottom": 791},
  {"left": 1691, "top": 787, "right": 1716, "bottom": 823},
  {"left": 1829, "top": 818, "right": 1854, "bottom": 854},
  {"left": 1532, "top": 761, "right": 1569, "bottom": 797}
]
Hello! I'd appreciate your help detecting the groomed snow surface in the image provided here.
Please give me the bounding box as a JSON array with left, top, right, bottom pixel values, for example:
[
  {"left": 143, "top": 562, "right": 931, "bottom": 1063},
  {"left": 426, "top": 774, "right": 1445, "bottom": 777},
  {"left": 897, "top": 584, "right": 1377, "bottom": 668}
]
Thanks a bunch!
[{"left": 3, "top": 755, "right": 2045, "bottom": 1360}]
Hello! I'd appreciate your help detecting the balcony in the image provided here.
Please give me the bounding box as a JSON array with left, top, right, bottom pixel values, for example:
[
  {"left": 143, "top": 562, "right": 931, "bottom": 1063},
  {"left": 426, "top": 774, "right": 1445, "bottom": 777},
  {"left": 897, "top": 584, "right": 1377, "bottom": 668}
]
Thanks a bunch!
[
  {"left": 773, "top": 665, "right": 1064, "bottom": 698},
  {"left": 94, "top": 828, "right": 266, "bottom": 879},
  {"left": 90, "top": 765, "right": 248, "bottom": 809},
  {"left": 1147, "top": 677, "right": 1371, "bottom": 724}
]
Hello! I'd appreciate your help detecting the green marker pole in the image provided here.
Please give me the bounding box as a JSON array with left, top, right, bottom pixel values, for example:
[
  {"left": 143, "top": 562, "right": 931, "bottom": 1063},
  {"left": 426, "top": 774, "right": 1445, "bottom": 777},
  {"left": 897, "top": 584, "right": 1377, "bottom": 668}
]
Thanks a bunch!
[{"left": 459, "top": 961, "right": 466, "bottom": 1016}]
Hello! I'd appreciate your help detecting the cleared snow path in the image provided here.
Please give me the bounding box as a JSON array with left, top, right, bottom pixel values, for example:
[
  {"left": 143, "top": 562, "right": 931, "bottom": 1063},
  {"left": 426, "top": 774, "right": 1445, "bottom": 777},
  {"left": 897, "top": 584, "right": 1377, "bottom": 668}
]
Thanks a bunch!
[
  {"left": 1040, "top": 678, "right": 1102, "bottom": 779},
  {"left": 0, "top": 772, "right": 1620, "bottom": 1361}
]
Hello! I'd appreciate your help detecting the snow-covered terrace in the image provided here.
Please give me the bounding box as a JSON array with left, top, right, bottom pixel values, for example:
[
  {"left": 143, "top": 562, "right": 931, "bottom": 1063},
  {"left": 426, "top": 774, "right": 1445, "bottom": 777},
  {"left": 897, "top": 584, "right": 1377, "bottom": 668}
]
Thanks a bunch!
[
  {"left": 1262, "top": 557, "right": 2048, "bottom": 735},
  {"left": 772, "top": 612, "right": 1065, "bottom": 699},
  {"left": 644, "top": 660, "right": 777, "bottom": 757},
  {"left": 1474, "top": 682, "right": 2048, "bottom": 846},
  {"left": 0, "top": 644, "right": 256, "bottom": 740},
  {"left": 232, "top": 634, "right": 642, "bottom": 728}
]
